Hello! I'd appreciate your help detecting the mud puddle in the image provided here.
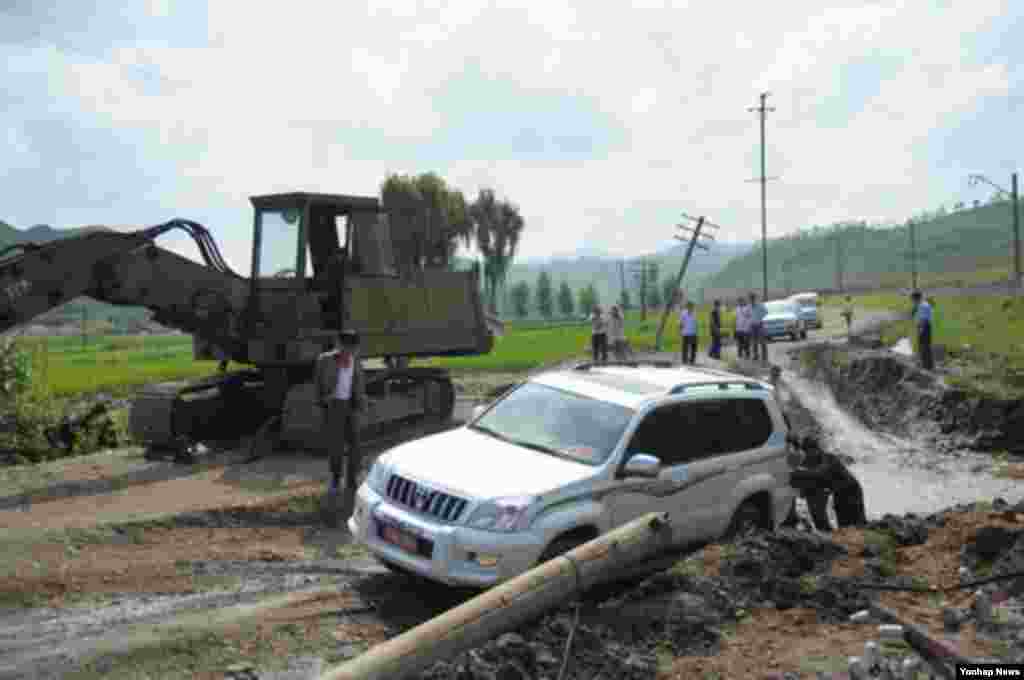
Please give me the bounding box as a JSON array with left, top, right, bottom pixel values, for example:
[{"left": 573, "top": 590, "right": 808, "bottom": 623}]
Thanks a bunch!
[{"left": 781, "top": 370, "right": 1023, "bottom": 517}]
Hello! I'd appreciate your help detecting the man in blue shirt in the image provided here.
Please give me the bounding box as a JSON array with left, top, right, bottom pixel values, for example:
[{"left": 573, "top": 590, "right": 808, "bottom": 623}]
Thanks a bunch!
[{"left": 910, "top": 290, "right": 933, "bottom": 370}]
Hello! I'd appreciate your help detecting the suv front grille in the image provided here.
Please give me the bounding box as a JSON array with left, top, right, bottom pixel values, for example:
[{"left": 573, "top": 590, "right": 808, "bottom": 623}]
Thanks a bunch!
[{"left": 385, "top": 474, "right": 468, "bottom": 522}]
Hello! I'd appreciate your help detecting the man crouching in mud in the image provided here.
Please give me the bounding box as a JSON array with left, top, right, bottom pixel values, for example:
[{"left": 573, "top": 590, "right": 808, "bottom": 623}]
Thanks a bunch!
[{"left": 784, "top": 435, "right": 867, "bottom": 531}]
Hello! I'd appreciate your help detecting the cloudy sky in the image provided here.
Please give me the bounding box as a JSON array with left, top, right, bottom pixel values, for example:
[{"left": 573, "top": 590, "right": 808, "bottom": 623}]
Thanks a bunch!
[{"left": 2, "top": 0, "right": 1022, "bottom": 271}]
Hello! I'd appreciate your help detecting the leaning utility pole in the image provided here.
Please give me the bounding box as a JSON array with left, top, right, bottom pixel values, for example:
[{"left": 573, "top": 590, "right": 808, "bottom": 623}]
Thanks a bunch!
[
  {"left": 748, "top": 92, "right": 776, "bottom": 300},
  {"left": 655, "top": 214, "right": 719, "bottom": 350}
]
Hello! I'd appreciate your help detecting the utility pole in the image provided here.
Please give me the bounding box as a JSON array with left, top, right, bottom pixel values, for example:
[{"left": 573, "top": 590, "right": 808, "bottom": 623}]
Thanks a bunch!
[
  {"left": 655, "top": 213, "right": 719, "bottom": 350},
  {"left": 832, "top": 231, "right": 844, "bottom": 293},
  {"left": 1014, "top": 172, "right": 1021, "bottom": 293},
  {"left": 629, "top": 260, "right": 649, "bottom": 320},
  {"left": 907, "top": 219, "right": 918, "bottom": 291},
  {"left": 748, "top": 92, "right": 776, "bottom": 300},
  {"left": 969, "top": 172, "right": 1021, "bottom": 295},
  {"left": 619, "top": 259, "right": 628, "bottom": 308}
]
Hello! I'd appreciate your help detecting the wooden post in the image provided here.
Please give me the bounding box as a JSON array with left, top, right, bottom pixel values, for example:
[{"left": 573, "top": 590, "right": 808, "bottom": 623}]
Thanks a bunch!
[{"left": 320, "top": 512, "right": 674, "bottom": 680}]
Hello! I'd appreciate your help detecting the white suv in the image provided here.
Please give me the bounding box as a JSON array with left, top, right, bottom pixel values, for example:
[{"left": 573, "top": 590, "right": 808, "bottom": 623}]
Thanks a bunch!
[{"left": 348, "top": 361, "right": 798, "bottom": 587}]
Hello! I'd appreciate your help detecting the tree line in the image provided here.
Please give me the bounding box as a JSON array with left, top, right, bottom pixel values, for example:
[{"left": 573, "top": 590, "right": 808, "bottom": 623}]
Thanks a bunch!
[
  {"left": 380, "top": 173, "right": 523, "bottom": 313},
  {"left": 506, "top": 263, "right": 683, "bottom": 319}
]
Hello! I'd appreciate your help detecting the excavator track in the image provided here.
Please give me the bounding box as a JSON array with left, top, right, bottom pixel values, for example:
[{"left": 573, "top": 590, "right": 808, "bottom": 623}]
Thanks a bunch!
[
  {"left": 132, "top": 367, "right": 457, "bottom": 460},
  {"left": 129, "top": 370, "right": 269, "bottom": 452}
]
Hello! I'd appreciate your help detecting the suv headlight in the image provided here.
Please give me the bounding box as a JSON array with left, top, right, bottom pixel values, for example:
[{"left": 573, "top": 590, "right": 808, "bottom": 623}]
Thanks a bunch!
[
  {"left": 466, "top": 496, "right": 535, "bottom": 532},
  {"left": 365, "top": 462, "right": 390, "bottom": 495}
]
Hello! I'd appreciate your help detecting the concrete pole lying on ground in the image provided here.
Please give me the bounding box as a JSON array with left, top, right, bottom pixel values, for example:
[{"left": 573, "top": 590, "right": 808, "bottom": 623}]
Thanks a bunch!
[{"left": 319, "top": 512, "right": 674, "bottom": 680}]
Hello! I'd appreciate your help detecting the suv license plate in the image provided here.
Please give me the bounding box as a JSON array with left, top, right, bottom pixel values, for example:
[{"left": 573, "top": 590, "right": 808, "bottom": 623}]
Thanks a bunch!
[{"left": 380, "top": 523, "right": 419, "bottom": 554}]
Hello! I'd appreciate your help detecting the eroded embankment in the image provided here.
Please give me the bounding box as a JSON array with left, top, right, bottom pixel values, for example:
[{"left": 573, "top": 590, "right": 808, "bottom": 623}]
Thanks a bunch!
[{"left": 795, "top": 344, "right": 1024, "bottom": 455}]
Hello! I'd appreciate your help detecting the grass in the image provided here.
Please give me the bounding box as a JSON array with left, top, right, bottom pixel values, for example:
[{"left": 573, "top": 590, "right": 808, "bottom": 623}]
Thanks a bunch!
[
  {"left": 863, "top": 529, "right": 899, "bottom": 578},
  {"left": 424, "top": 307, "right": 730, "bottom": 372},
  {"left": 822, "top": 292, "right": 1024, "bottom": 398},
  {"left": 14, "top": 306, "right": 728, "bottom": 399},
  {"left": 16, "top": 334, "right": 219, "bottom": 397}
]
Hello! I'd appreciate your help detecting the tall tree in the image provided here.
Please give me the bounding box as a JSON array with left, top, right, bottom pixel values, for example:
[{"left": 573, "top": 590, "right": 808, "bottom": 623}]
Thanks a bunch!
[
  {"left": 510, "top": 281, "right": 531, "bottom": 318},
  {"left": 472, "top": 189, "right": 525, "bottom": 313},
  {"left": 577, "top": 284, "right": 599, "bottom": 314},
  {"left": 647, "top": 275, "right": 662, "bottom": 308},
  {"left": 535, "top": 271, "right": 554, "bottom": 318},
  {"left": 619, "top": 289, "right": 631, "bottom": 311},
  {"left": 380, "top": 174, "right": 423, "bottom": 274},
  {"left": 557, "top": 280, "right": 574, "bottom": 317},
  {"left": 381, "top": 173, "right": 474, "bottom": 272}
]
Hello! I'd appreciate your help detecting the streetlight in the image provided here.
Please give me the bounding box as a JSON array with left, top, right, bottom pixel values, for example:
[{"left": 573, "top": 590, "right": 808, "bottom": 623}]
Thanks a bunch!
[{"left": 968, "top": 173, "right": 1021, "bottom": 294}]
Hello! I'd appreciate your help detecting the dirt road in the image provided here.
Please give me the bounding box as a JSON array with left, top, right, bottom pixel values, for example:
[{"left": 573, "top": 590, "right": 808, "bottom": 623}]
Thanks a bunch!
[{"left": 0, "top": 401, "right": 483, "bottom": 679}]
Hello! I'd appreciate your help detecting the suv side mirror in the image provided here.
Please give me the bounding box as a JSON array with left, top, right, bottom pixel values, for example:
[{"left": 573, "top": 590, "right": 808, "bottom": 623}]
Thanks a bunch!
[
  {"left": 471, "top": 405, "right": 487, "bottom": 420},
  {"left": 621, "top": 453, "right": 661, "bottom": 478}
]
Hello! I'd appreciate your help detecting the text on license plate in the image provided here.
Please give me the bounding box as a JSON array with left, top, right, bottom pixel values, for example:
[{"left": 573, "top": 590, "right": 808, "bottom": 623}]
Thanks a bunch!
[{"left": 381, "top": 524, "right": 419, "bottom": 554}]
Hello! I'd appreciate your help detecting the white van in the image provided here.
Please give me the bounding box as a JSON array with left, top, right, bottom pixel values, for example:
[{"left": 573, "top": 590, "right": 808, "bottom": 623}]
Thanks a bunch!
[{"left": 788, "top": 292, "right": 821, "bottom": 329}]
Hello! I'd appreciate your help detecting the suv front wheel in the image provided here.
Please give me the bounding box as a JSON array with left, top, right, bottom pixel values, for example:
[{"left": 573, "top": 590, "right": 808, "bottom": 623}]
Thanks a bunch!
[{"left": 724, "top": 498, "right": 771, "bottom": 539}]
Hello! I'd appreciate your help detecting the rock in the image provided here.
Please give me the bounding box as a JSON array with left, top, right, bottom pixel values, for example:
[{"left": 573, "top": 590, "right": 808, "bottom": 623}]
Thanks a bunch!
[
  {"left": 968, "top": 526, "right": 1021, "bottom": 560},
  {"left": 495, "top": 660, "right": 530, "bottom": 680},
  {"left": 866, "top": 515, "right": 929, "bottom": 546},
  {"left": 622, "top": 653, "right": 656, "bottom": 673},
  {"left": 943, "top": 607, "right": 968, "bottom": 632},
  {"left": 849, "top": 610, "right": 871, "bottom": 624}
]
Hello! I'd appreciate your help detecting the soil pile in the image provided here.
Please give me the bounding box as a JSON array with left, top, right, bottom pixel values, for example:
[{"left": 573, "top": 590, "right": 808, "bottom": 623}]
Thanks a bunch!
[
  {"left": 797, "top": 344, "right": 1024, "bottom": 454},
  {"left": 417, "top": 531, "right": 858, "bottom": 680}
]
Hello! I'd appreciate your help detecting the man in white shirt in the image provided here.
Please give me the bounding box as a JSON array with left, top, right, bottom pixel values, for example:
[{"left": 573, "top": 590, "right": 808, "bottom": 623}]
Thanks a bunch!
[
  {"left": 735, "top": 297, "right": 751, "bottom": 359},
  {"left": 679, "top": 301, "right": 698, "bottom": 364},
  {"left": 910, "top": 290, "right": 933, "bottom": 370},
  {"left": 314, "top": 330, "right": 366, "bottom": 523}
]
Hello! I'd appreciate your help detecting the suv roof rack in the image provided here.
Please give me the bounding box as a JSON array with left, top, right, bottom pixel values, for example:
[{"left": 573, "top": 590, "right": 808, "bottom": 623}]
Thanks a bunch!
[
  {"left": 669, "top": 380, "right": 766, "bottom": 395},
  {"left": 572, "top": 360, "right": 675, "bottom": 371}
]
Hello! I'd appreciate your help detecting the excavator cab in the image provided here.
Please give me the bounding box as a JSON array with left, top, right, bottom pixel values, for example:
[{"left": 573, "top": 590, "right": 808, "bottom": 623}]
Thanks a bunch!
[
  {"left": 243, "top": 193, "right": 398, "bottom": 357},
  {"left": 248, "top": 192, "right": 395, "bottom": 288}
]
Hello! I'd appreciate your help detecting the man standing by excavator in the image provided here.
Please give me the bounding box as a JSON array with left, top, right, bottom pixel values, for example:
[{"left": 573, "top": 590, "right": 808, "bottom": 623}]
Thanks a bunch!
[
  {"left": 315, "top": 330, "right": 366, "bottom": 525},
  {"left": 785, "top": 435, "right": 867, "bottom": 530}
]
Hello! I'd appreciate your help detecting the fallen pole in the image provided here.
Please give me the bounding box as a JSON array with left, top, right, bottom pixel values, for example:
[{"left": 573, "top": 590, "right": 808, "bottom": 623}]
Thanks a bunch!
[{"left": 320, "top": 512, "right": 674, "bottom": 680}]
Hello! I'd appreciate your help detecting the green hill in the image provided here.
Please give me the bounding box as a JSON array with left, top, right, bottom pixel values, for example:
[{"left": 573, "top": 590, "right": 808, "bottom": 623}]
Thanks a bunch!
[
  {"left": 701, "top": 200, "right": 1019, "bottom": 298},
  {"left": 496, "top": 241, "right": 752, "bottom": 317}
]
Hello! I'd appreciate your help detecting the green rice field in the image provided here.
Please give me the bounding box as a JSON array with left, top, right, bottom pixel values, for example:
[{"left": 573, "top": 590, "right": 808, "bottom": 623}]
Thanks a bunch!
[{"left": 16, "top": 308, "right": 733, "bottom": 396}]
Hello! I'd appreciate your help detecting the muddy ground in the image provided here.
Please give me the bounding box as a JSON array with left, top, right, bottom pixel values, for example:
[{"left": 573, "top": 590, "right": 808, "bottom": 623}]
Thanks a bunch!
[{"left": 1, "top": 307, "right": 1023, "bottom": 678}]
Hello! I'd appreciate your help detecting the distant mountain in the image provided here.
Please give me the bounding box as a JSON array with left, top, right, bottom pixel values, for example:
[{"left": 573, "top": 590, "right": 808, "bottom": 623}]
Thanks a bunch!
[{"left": 496, "top": 240, "right": 754, "bottom": 316}]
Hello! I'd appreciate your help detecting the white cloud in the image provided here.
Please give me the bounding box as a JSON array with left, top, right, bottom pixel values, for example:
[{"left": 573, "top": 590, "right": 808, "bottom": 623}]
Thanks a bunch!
[{"left": 1, "top": 0, "right": 1019, "bottom": 265}]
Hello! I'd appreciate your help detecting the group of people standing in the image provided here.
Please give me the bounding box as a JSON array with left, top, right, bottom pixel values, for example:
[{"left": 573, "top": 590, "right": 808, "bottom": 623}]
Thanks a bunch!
[
  {"left": 588, "top": 304, "right": 631, "bottom": 362},
  {"left": 677, "top": 292, "right": 770, "bottom": 364},
  {"left": 732, "top": 292, "right": 768, "bottom": 362}
]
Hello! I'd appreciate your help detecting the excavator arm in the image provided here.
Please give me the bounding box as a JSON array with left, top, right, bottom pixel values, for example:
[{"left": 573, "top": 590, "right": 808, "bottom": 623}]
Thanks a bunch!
[{"left": 0, "top": 221, "right": 248, "bottom": 357}]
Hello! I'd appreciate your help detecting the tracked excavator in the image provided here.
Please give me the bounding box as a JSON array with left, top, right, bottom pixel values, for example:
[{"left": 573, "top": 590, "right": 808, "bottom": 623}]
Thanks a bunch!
[{"left": 0, "top": 192, "right": 500, "bottom": 460}]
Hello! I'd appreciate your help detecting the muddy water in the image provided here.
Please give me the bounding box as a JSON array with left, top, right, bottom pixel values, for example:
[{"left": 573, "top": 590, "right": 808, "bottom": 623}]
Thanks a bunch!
[{"left": 781, "top": 371, "right": 1023, "bottom": 518}]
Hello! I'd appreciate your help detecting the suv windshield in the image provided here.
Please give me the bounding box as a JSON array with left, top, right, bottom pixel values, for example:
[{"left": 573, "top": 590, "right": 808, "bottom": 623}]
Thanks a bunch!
[
  {"left": 764, "top": 301, "right": 796, "bottom": 315},
  {"left": 471, "top": 382, "right": 634, "bottom": 465}
]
